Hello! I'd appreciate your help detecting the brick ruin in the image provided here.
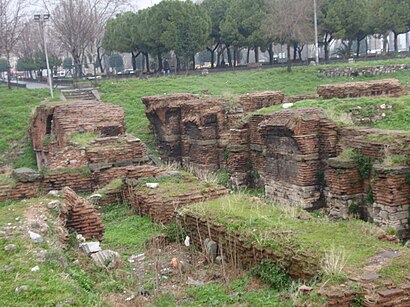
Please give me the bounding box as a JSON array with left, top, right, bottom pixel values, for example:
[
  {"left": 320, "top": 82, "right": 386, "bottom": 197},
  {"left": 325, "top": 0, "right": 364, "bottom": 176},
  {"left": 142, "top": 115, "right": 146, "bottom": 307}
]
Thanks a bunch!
[
  {"left": 317, "top": 78, "right": 403, "bottom": 99},
  {"left": 178, "top": 209, "right": 320, "bottom": 281},
  {"left": 125, "top": 172, "right": 229, "bottom": 223},
  {"left": 145, "top": 79, "right": 409, "bottom": 236},
  {"left": 142, "top": 91, "right": 284, "bottom": 171},
  {"left": 29, "top": 100, "right": 147, "bottom": 169},
  {"left": 0, "top": 99, "right": 157, "bottom": 203},
  {"left": 60, "top": 187, "right": 104, "bottom": 242}
]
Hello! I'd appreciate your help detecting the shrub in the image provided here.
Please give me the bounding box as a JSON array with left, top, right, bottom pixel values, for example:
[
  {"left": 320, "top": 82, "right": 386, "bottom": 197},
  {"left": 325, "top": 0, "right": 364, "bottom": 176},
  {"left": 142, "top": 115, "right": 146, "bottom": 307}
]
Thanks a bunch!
[{"left": 251, "top": 260, "right": 292, "bottom": 290}]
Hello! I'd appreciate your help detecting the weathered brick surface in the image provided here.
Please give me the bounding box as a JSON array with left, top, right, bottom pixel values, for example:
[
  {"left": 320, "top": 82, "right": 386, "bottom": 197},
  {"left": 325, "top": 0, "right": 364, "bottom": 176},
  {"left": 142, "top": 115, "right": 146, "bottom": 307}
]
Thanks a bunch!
[
  {"left": 317, "top": 78, "right": 403, "bottom": 99},
  {"left": 178, "top": 211, "right": 321, "bottom": 281},
  {"left": 142, "top": 92, "right": 284, "bottom": 172},
  {"left": 61, "top": 187, "right": 104, "bottom": 241},
  {"left": 126, "top": 176, "right": 228, "bottom": 223}
]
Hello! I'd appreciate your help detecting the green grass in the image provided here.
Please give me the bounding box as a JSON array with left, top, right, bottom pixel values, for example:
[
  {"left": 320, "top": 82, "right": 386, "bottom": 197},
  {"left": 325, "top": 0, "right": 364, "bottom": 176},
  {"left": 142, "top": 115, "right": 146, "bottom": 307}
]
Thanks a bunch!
[
  {"left": 0, "top": 198, "right": 103, "bottom": 306},
  {"left": 0, "top": 86, "right": 51, "bottom": 168},
  {"left": 69, "top": 131, "right": 97, "bottom": 146},
  {"left": 179, "top": 194, "right": 410, "bottom": 283},
  {"left": 101, "top": 202, "right": 160, "bottom": 255},
  {"left": 153, "top": 276, "right": 292, "bottom": 307},
  {"left": 255, "top": 95, "right": 410, "bottom": 131},
  {"left": 99, "top": 62, "right": 410, "bottom": 145}
]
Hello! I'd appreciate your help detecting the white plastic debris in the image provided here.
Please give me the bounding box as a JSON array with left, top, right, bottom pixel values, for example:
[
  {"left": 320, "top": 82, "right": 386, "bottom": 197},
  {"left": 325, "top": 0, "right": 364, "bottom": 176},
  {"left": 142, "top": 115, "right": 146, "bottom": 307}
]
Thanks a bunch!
[
  {"left": 282, "top": 103, "right": 294, "bottom": 109},
  {"left": 184, "top": 236, "right": 190, "bottom": 247},
  {"left": 146, "top": 183, "right": 159, "bottom": 189}
]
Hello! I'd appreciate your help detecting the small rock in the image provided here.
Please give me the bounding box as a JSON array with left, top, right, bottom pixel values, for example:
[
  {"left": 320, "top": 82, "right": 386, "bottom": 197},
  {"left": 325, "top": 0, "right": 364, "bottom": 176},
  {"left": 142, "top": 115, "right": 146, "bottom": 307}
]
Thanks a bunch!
[
  {"left": 179, "top": 260, "right": 192, "bottom": 273},
  {"left": 12, "top": 168, "right": 40, "bottom": 183},
  {"left": 128, "top": 253, "right": 145, "bottom": 263},
  {"left": 88, "top": 194, "right": 102, "bottom": 201},
  {"left": 79, "top": 242, "right": 101, "bottom": 255},
  {"left": 187, "top": 277, "right": 205, "bottom": 286},
  {"left": 90, "top": 250, "right": 121, "bottom": 268},
  {"left": 204, "top": 238, "right": 217, "bottom": 262},
  {"left": 15, "top": 217, "right": 20, "bottom": 222},
  {"left": 404, "top": 240, "right": 410, "bottom": 248},
  {"left": 47, "top": 200, "right": 60, "bottom": 209},
  {"left": 125, "top": 295, "right": 135, "bottom": 302},
  {"left": 76, "top": 234, "right": 86, "bottom": 243},
  {"left": 72, "top": 259, "right": 80, "bottom": 266},
  {"left": 4, "top": 265, "right": 14, "bottom": 272},
  {"left": 146, "top": 182, "right": 159, "bottom": 189},
  {"left": 48, "top": 190, "right": 60, "bottom": 197},
  {"left": 4, "top": 244, "right": 16, "bottom": 251},
  {"left": 28, "top": 231, "right": 43, "bottom": 243},
  {"left": 299, "top": 285, "right": 313, "bottom": 293},
  {"left": 15, "top": 285, "right": 29, "bottom": 292},
  {"left": 215, "top": 256, "right": 224, "bottom": 265},
  {"left": 31, "top": 266, "right": 40, "bottom": 272},
  {"left": 282, "top": 103, "right": 294, "bottom": 109}
]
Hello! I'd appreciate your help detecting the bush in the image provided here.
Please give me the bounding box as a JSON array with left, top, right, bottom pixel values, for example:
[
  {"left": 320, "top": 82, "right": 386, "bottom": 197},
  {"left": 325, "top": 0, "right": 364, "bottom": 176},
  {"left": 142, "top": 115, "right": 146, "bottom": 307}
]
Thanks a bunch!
[
  {"left": 163, "top": 222, "right": 187, "bottom": 243},
  {"left": 251, "top": 260, "right": 292, "bottom": 290}
]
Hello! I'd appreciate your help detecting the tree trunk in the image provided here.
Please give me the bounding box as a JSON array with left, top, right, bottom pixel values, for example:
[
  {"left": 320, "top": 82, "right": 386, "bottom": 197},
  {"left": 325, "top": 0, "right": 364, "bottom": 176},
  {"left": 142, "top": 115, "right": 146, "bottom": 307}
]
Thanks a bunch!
[
  {"left": 393, "top": 31, "right": 398, "bottom": 53},
  {"left": 247, "top": 47, "right": 250, "bottom": 63},
  {"left": 145, "top": 53, "right": 150, "bottom": 72},
  {"left": 254, "top": 47, "right": 259, "bottom": 63},
  {"left": 356, "top": 39, "right": 361, "bottom": 57},
  {"left": 382, "top": 34, "right": 388, "bottom": 54},
  {"left": 286, "top": 43, "right": 291, "bottom": 72},
  {"left": 131, "top": 51, "right": 140, "bottom": 71},
  {"left": 192, "top": 55, "right": 195, "bottom": 70},
  {"left": 6, "top": 53, "right": 11, "bottom": 89},
  {"left": 293, "top": 43, "right": 297, "bottom": 62},
  {"left": 268, "top": 45, "right": 274, "bottom": 64},
  {"left": 176, "top": 56, "right": 181, "bottom": 72},
  {"left": 97, "top": 47, "right": 104, "bottom": 73},
  {"left": 227, "top": 46, "right": 232, "bottom": 67},
  {"left": 157, "top": 53, "right": 163, "bottom": 71}
]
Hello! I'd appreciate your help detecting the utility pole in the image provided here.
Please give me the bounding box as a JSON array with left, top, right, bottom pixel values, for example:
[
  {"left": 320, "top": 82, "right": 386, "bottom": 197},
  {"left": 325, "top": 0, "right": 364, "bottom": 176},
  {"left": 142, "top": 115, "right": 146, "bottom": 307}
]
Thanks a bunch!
[
  {"left": 34, "top": 14, "right": 54, "bottom": 98},
  {"left": 313, "top": 0, "right": 319, "bottom": 65}
]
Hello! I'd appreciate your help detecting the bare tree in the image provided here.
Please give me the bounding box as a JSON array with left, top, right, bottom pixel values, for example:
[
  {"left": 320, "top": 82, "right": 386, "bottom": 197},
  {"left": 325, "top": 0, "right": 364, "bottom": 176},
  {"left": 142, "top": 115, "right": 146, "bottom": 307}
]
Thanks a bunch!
[
  {"left": 43, "top": 0, "right": 126, "bottom": 78},
  {"left": 264, "top": 0, "right": 314, "bottom": 72},
  {"left": 0, "top": 0, "right": 25, "bottom": 88}
]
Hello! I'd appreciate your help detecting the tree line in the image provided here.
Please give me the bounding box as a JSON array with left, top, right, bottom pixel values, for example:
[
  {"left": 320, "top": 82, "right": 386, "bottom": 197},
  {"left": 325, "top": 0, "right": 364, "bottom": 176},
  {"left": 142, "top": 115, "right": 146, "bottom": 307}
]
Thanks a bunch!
[
  {"left": 0, "top": 0, "right": 410, "bottom": 83},
  {"left": 102, "top": 0, "right": 410, "bottom": 73}
]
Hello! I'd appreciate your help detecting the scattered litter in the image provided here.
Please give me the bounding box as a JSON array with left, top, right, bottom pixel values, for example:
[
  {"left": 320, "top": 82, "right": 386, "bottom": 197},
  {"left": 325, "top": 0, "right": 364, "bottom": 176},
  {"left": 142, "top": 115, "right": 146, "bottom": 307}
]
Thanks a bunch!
[
  {"left": 31, "top": 266, "right": 40, "bottom": 272},
  {"left": 282, "top": 103, "right": 294, "bottom": 109},
  {"left": 146, "top": 183, "right": 159, "bottom": 189},
  {"left": 184, "top": 236, "right": 190, "bottom": 247},
  {"left": 128, "top": 253, "right": 145, "bottom": 263},
  {"left": 15, "top": 285, "right": 29, "bottom": 292}
]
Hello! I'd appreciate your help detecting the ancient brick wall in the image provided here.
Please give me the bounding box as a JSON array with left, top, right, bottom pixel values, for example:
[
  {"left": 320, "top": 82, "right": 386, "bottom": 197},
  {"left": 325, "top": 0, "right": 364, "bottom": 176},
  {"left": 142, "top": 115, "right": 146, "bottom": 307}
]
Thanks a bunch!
[
  {"left": 370, "top": 165, "right": 410, "bottom": 236},
  {"left": 317, "top": 78, "right": 403, "bottom": 99},
  {"left": 0, "top": 165, "right": 164, "bottom": 203},
  {"left": 61, "top": 187, "right": 104, "bottom": 241},
  {"left": 126, "top": 176, "right": 228, "bottom": 223},
  {"left": 30, "top": 101, "right": 127, "bottom": 169},
  {"left": 178, "top": 211, "right": 320, "bottom": 281},
  {"left": 142, "top": 92, "right": 284, "bottom": 172}
]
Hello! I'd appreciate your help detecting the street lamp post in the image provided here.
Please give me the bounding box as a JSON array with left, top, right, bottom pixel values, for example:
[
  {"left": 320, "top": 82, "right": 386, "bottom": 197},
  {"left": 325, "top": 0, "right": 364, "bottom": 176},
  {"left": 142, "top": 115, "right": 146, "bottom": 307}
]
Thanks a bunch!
[
  {"left": 313, "top": 0, "right": 319, "bottom": 65},
  {"left": 34, "top": 13, "right": 54, "bottom": 98}
]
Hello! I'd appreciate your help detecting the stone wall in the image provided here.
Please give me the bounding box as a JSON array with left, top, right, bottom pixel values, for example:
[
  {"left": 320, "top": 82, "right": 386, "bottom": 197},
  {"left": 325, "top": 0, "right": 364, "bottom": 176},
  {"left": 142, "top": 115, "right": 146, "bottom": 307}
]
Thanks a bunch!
[
  {"left": 319, "top": 64, "right": 409, "bottom": 78},
  {"left": 317, "top": 78, "right": 403, "bottom": 99},
  {"left": 178, "top": 211, "right": 320, "bottom": 281}
]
